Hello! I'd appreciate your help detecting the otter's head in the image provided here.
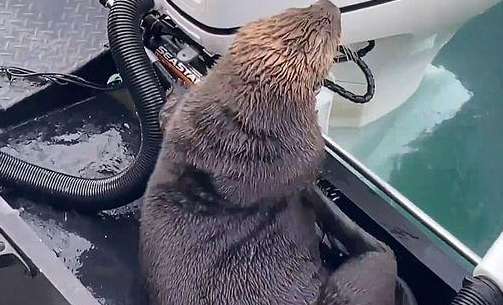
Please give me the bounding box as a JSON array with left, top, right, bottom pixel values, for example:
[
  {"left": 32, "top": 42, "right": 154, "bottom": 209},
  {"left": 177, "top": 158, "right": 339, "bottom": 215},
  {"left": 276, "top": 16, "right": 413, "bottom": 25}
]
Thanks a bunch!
[{"left": 229, "top": 0, "right": 341, "bottom": 99}]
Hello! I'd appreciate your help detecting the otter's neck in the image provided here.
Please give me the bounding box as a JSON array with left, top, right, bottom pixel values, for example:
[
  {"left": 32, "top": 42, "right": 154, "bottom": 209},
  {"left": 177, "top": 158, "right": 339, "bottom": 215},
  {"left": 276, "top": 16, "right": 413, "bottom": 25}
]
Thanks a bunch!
[{"left": 222, "top": 59, "right": 318, "bottom": 137}]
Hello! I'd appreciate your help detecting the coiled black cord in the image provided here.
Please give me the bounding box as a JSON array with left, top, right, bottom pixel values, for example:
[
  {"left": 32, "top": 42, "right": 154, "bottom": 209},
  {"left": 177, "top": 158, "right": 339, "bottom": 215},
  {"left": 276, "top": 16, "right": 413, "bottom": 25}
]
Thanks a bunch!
[
  {"left": 335, "top": 40, "right": 375, "bottom": 63},
  {"left": 324, "top": 41, "right": 376, "bottom": 104}
]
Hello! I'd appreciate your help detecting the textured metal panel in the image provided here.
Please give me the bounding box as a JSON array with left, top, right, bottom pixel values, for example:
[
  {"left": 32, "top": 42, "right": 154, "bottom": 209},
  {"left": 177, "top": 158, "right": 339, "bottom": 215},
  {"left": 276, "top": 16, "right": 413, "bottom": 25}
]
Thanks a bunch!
[{"left": 0, "top": 0, "right": 108, "bottom": 110}]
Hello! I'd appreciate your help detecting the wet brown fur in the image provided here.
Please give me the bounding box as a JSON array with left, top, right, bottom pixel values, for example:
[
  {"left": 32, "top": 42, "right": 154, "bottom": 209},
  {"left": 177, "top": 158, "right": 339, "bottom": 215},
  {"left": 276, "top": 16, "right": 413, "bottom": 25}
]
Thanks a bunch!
[
  {"left": 140, "top": 1, "right": 397, "bottom": 305},
  {"left": 152, "top": 0, "right": 342, "bottom": 206}
]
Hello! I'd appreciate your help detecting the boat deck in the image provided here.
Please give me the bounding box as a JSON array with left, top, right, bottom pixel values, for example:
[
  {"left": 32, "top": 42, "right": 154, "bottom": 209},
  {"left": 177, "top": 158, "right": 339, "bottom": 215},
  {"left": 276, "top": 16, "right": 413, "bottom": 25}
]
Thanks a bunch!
[
  {"left": 0, "top": 90, "right": 149, "bottom": 305},
  {"left": 0, "top": 0, "right": 108, "bottom": 110}
]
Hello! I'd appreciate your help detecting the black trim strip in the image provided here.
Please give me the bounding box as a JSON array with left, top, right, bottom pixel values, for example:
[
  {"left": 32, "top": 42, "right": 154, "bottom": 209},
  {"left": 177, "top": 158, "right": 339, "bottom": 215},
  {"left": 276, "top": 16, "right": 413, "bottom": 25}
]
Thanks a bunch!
[
  {"left": 165, "top": 0, "right": 239, "bottom": 35},
  {"left": 339, "top": 0, "right": 396, "bottom": 13},
  {"left": 165, "top": 0, "right": 398, "bottom": 36}
]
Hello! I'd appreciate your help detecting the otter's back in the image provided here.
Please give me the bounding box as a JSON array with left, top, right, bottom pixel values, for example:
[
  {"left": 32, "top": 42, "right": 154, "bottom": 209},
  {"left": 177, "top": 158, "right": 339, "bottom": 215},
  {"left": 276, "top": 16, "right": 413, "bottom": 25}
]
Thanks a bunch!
[{"left": 140, "top": 169, "right": 323, "bottom": 305}]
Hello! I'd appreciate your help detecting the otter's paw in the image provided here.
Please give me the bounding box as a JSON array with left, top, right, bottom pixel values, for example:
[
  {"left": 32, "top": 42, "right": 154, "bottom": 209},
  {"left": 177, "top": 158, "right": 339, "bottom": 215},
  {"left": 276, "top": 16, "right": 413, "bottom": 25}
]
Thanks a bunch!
[
  {"left": 159, "top": 93, "right": 178, "bottom": 131},
  {"left": 318, "top": 251, "right": 397, "bottom": 305}
]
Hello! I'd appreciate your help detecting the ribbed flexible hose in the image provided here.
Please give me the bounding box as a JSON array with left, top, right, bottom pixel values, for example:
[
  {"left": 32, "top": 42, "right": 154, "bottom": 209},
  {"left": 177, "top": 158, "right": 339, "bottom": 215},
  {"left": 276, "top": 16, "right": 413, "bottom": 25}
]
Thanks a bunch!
[
  {"left": 451, "top": 277, "right": 503, "bottom": 305},
  {"left": 0, "top": 0, "right": 164, "bottom": 212}
]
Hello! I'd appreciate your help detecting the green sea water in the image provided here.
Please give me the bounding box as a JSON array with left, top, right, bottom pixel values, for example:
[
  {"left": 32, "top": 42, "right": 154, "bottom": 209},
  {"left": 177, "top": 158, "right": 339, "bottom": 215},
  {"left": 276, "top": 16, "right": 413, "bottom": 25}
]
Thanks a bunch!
[{"left": 329, "top": 3, "right": 503, "bottom": 256}]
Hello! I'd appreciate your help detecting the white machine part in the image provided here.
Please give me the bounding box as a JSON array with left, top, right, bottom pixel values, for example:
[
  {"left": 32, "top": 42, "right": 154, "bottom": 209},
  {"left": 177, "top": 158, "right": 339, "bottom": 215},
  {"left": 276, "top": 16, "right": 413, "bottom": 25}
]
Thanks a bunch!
[
  {"left": 474, "top": 232, "right": 503, "bottom": 293},
  {"left": 154, "top": 0, "right": 501, "bottom": 127}
]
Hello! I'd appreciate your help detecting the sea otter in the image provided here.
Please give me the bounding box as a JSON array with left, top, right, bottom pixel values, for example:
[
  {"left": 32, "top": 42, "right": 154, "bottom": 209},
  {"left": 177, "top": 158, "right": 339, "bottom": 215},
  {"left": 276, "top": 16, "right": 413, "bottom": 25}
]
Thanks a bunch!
[{"left": 140, "top": 1, "right": 397, "bottom": 305}]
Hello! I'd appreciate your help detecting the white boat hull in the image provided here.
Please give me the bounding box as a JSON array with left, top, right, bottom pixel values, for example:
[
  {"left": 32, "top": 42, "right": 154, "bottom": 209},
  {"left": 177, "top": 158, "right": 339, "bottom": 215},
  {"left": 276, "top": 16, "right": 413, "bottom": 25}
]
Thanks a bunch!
[{"left": 155, "top": 0, "right": 502, "bottom": 127}]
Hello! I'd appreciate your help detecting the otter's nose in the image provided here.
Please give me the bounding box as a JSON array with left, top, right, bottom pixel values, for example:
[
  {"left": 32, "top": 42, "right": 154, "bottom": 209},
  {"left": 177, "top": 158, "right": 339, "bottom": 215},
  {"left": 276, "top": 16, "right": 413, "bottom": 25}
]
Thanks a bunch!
[{"left": 314, "top": 0, "right": 341, "bottom": 15}]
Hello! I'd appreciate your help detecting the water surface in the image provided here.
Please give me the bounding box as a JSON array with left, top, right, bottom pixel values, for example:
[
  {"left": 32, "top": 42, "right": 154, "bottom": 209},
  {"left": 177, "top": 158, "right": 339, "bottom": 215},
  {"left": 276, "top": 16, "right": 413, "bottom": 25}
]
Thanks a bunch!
[{"left": 329, "top": 3, "right": 503, "bottom": 256}]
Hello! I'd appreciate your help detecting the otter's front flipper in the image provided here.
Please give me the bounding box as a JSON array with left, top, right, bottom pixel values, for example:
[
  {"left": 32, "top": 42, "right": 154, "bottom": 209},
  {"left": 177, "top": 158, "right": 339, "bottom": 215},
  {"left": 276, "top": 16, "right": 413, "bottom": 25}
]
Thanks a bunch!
[
  {"left": 307, "top": 186, "right": 392, "bottom": 256},
  {"left": 317, "top": 251, "right": 397, "bottom": 305},
  {"left": 306, "top": 186, "right": 398, "bottom": 305}
]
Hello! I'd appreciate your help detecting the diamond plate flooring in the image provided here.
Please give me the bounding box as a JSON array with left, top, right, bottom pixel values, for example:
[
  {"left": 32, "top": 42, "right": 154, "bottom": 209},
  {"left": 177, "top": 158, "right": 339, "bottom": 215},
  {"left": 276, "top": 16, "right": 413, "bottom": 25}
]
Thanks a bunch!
[{"left": 0, "top": 0, "right": 108, "bottom": 110}]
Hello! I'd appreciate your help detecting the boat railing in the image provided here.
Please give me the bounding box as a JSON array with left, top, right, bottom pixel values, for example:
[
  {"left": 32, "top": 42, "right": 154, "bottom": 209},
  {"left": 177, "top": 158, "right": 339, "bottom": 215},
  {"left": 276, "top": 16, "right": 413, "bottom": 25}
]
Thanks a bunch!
[{"left": 323, "top": 135, "right": 482, "bottom": 266}]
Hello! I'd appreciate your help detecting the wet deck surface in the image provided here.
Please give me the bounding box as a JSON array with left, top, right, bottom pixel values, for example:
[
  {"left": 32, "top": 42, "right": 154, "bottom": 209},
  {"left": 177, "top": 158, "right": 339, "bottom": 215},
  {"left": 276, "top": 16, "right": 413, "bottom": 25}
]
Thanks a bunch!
[
  {"left": 0, "top": 1, "right": 166, "bottom": 303},
  {"left": 0, "top": 92, "right": 149, "bottom": 305}
]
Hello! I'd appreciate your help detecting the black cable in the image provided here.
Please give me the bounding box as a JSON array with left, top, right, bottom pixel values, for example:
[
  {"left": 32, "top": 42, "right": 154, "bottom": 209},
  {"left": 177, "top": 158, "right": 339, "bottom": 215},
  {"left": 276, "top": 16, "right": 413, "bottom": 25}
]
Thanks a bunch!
[
  {"left": 323, "top": 40, "right": 376, "bottom": 104},
  {"left": 0, "top": 65, "right": 118, "bottom": 91},
  {"left": 323, "top": 51, "right": 375, "bottom": 104},
  {"left": 335, "top": 40, "right": 375, "bottom": 63}
]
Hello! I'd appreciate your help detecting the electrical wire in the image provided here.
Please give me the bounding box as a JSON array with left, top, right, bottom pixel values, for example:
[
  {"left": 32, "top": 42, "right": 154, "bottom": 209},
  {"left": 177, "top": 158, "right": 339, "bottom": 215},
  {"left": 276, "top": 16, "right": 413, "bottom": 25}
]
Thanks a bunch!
[{"left": 0, "top": 65, "right": 119, "bottom": 91}]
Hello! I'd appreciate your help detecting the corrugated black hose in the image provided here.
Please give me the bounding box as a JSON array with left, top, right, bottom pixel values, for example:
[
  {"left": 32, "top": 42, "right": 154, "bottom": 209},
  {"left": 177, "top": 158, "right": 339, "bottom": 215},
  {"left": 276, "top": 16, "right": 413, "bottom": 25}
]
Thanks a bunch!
[
  {"left": 450, "top": 277, "right": 503, "bottom": 305},
  {"left": 0, "top": 0, "right": 164, "bottom": 212}
]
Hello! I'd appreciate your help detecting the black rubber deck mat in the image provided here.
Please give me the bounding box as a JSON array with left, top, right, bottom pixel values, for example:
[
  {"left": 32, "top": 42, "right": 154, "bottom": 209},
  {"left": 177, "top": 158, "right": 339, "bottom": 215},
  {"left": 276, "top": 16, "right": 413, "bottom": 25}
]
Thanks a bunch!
[
  {"left": 0, "top": 0, "right": 108, "bottom": 110},
  {"left": 0, "top": 90, "right": 147, "bottom": 305}
]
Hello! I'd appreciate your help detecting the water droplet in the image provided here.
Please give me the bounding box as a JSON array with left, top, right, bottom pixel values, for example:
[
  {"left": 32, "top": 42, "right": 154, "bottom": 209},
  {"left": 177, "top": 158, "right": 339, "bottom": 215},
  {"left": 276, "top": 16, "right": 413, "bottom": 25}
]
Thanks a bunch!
[{"left": 53, "top": 248, "right": 63, "bottom": 257}]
